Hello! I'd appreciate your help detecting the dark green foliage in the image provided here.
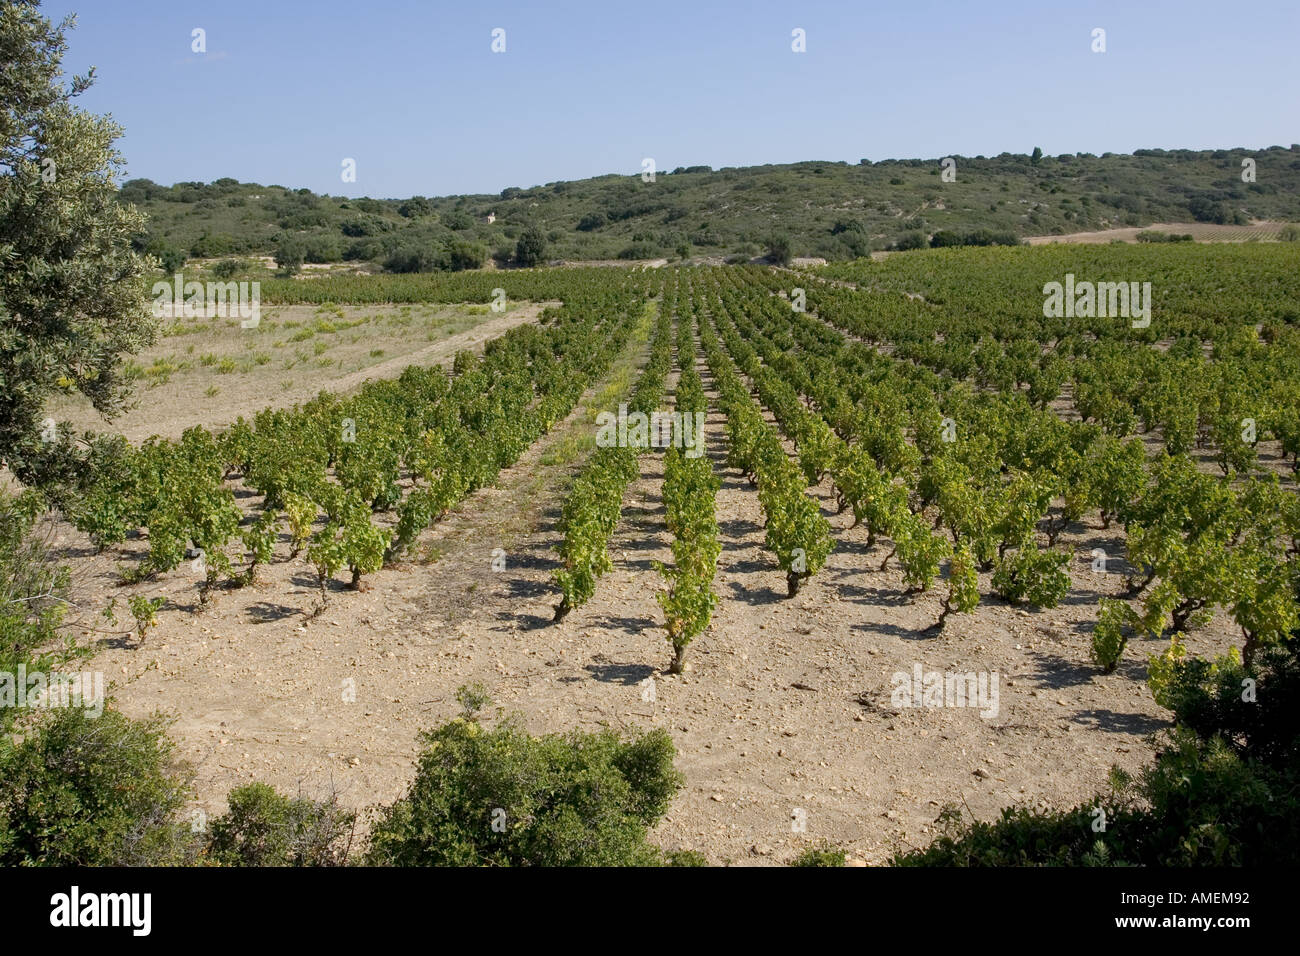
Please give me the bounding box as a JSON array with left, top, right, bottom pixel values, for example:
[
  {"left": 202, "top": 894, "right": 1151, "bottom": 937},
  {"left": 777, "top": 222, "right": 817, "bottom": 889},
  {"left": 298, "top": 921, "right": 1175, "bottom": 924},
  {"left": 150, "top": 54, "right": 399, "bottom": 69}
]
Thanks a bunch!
[
  {"left": 383, "top": 241, "right": 438, "bottom": 273},
  {"left": 767, "top": 234, "right": 793, "bottom": 266},
  {"left": 1, "top": 2, "right": 155, "bottom": 479},
  {"left": 0, "top": 490, "right": 72, "bottom": 733},
  {"left": 274, "top": 237, "right": 306, "bottom": 275},
  {"left": 0, "top": 708, "right": 195, "bottom": 866},
  {"left": 443, "top": 239, "right": 486, "bottom": 271},
  {"left": 210, "top": 257, "right": 250, "bottom": 278},
  {"left": 1189, "top": 195, "right": 1230, "bottom": 224},
  {"left": 119, "top": 149, "right": 1300, "bottom": 268},
  {"left": 442, "top": 210, "right": 472, "bottom": 231},
  {"left": 930, "top": 229, "right": 1021, "bottom": 248},
  {"left": 365, "top": 717, "right": 683, "bottom": 866},
  {"left": 790, "top": 841, "right": 847, "bottom": 866},
  {"left": 144, "top": 236, "right": 186, "bottom": 272},
  {"left": 206, "top": 783, "right": 356, "bottom": 866},
  {"left": 398, "top": 196, "right": 432, "bottom": 218},
  {"left": 1136, "top": 230, "right": 1194, "bottom": 243},
  {"left": 515, "top": 225, "right": 548, "bottom": 266}
]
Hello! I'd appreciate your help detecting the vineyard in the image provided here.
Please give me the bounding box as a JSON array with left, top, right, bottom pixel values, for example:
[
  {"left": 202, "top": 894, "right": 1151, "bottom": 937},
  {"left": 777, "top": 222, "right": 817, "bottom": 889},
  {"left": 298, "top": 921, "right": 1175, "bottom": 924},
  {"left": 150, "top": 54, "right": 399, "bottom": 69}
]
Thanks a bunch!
[{"left": 17, "top": 239, "right": 1291, "bottom": 863}]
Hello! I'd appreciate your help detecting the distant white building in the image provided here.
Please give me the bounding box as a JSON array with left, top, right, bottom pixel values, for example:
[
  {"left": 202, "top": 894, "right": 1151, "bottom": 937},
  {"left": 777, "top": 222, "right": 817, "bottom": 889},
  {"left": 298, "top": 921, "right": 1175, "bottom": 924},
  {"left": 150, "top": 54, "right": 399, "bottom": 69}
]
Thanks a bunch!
[{"left": 486, "top": 212, "right": 496, "bottom": 224}]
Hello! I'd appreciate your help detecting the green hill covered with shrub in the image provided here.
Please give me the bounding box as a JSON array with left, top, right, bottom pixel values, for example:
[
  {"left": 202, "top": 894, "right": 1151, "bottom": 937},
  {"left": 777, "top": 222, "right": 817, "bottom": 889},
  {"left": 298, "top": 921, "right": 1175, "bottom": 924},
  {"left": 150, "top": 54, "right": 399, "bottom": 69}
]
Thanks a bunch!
[{"left": 123, "top": 146, "right": 1300, "bottom": 272}]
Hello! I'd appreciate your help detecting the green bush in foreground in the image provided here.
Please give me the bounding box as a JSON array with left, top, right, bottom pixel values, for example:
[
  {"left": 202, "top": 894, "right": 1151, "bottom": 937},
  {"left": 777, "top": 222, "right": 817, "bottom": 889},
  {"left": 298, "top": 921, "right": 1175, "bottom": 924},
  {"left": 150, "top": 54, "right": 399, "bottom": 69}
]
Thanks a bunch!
[
  {"left": 0, "top": 707, "right": 194, "bottom": 866},
  {"left": 790, "top": 841, "right": 847, "bottom": 867},
  {"left": 207, "top": 782, "right": 356, "bottom": 866},
  {"left": 0, "top": 490, "right": 75, "bottom": 733},
  {"left": 1, "top": 674, "right": 693, "bottom": 866},
  {"left": 365, "top": 717, "right": 684, "bottom": 866}
]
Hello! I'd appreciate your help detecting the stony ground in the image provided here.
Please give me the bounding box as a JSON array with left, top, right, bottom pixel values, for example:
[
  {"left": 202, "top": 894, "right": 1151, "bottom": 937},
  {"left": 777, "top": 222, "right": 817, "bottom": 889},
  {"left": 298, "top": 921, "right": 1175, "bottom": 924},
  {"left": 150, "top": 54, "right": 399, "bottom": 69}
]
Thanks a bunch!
[{"left": 48, "top": 303, "right": 1245, "bottom": 866}]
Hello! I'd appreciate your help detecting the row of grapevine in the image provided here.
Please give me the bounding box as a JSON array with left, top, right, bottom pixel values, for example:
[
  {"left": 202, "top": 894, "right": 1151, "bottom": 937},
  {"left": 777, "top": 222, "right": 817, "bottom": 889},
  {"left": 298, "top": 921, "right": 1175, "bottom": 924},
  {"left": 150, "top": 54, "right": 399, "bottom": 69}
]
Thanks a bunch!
[
  {"left": 70, "top": 273, "right": 658, "bottom": 605},
  {"left": 655, "top": 282, "right": 721, "bottom": 671},
  {"left": 552, "top": 293, "right": 675, "bottom": 620},
  {"left": 705, "top": 274, "right": 955, "bottom": 607},
  {"left": 811, "top": 244, "right": 1300, "bottom": 478},
  {"left": 735, "top": 259, "right": 1300, "bottom": 662},
  {"left": 690, "top": 275, "right": 833, "bottom": 597}
]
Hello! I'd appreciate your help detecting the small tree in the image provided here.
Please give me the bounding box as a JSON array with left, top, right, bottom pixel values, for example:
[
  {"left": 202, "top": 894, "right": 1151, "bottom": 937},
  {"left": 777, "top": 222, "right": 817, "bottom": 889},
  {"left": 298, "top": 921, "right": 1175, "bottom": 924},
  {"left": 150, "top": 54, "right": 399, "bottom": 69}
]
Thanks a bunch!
[
  {"left": 767, "top": 234, "right": 793, "bottom": 266},
  {"left": 274, "top": 238, "right": 306, "bottom": 275},
  {"left": 515, "top": 225, "right": 547, "bottom": 266},
  {"left": 443, "top": 239, "right": 486, "bottom": 271},
  {"left": 0, "top": 708, "right": 195, "bottom": 866},
  {"left": 0, "top": 4, "right": 156, "bottom": 483}
]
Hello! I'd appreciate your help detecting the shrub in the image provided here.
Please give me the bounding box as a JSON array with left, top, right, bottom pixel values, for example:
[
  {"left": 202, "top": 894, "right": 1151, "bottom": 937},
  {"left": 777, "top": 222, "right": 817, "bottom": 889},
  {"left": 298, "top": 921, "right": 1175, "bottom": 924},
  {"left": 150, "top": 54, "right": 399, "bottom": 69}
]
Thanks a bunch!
[
  {"left": 932, "top": 229, "right": 1022, "bottom": 248},
  {"left": 365, "top": 714, "right": 683, "bottom": 866},
  {"left": 343, "top": 238, "right": 383, "bottom": 261},
  {"left": 515, "top": 225, "right": 547, "bottom": 266},
  {"left": 274, "top": 238, "right": 306, "bottom": 275},
  {"left": 383, "top": 242, "right": 439, "bottom": 274},
  {"left": 766, "top": 235, "right": 793, "bottom": 266},
  {"left": 0, "top": 708, "right": 195, "bottom": 866},
  {"left": 301, "top": 235, "right": 342, "bottom": 263},
  {"left": 0, "top": 491, "right": 75, "bottom": 733},
  {"left": 398, "top": 197, "right": 432, "bottom": 218},
  {"left": 145, "top": 237, "right": 186, "bottom": 273},
  {"left": 340, "top": 215, "right": 392, "bottom": 238},
  {"left": 790, "top": 841, "right": 847, "bottom": 866},
  {"left": 1188, "top": 195, "right": 1229, "bottom": 224},
  {"left": 618, "top": 241, "right": 659, "bottom": 260},
  {"left": 443, "top": 240, "right": 486, "bottom": 272},
  {"left": 206, "top": 782, "right": 355, "bottom": 866},
  {"left": 441, "top": 210, "right": 473, "bottom": 231},
  {"left": 211, "top": 257, "right": 250, "bottom": 279},
  {"left": 190, "top": 232, "right": 237, "bottom": 258}
]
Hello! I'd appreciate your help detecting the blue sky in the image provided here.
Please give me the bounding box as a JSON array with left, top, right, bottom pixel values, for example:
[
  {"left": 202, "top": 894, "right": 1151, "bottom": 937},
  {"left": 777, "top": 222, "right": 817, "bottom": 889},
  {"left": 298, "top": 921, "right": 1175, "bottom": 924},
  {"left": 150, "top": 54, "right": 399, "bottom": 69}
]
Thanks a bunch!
[{"left": 42, "top": 0, "right": 1300, "bottom": 198}]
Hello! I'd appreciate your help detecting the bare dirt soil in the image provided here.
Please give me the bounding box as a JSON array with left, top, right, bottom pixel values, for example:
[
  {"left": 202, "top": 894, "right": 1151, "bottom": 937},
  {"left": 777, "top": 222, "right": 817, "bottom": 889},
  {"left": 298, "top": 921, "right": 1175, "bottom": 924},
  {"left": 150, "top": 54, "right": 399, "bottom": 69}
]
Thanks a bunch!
[
  {"left": 1025, "top": 221, "right": 1293, "bottom": 244},
  {"left": 49, "top": 302, "right": 1244, "bottom": 866}
]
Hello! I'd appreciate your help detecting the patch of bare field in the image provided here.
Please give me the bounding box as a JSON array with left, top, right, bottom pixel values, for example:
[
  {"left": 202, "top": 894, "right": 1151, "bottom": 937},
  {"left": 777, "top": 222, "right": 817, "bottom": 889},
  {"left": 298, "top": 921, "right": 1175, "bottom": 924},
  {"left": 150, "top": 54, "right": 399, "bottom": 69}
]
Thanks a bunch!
[
  {"left": 1026, "top": 221, "right": 1294, "bottom": 244},
  {"left": 45, "top": 301, "right": 551, "bottom": 443}
]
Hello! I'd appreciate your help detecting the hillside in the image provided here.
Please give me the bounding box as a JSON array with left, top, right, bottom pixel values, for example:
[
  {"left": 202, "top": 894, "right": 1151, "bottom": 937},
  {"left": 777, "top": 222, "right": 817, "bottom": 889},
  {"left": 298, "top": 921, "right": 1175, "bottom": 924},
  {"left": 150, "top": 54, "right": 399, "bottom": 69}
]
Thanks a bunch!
[{"left": 122, "top": 146, "right": 1300, "bottom": 270}]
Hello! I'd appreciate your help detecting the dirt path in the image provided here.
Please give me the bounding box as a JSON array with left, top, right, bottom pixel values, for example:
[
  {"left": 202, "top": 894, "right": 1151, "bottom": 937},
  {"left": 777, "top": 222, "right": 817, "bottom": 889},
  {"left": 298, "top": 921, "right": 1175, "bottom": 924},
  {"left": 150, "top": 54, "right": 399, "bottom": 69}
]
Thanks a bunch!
[
  {"left": 322, "top": 305, "right": 546, "bottom": 394},
  {"left": 1025, "top": 221, "right": 1291, "bottom": 244}
]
